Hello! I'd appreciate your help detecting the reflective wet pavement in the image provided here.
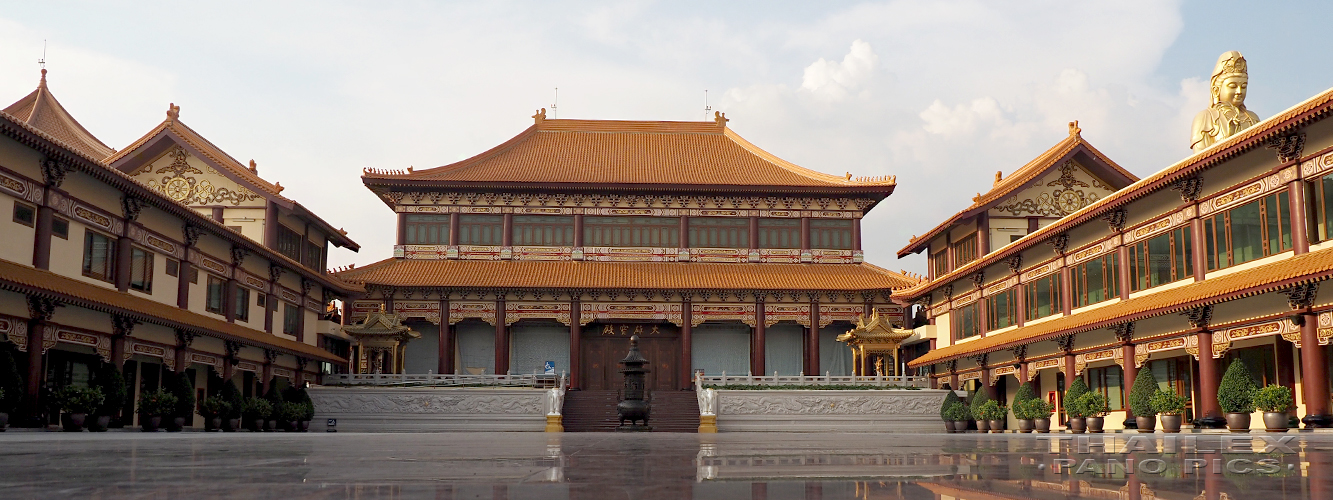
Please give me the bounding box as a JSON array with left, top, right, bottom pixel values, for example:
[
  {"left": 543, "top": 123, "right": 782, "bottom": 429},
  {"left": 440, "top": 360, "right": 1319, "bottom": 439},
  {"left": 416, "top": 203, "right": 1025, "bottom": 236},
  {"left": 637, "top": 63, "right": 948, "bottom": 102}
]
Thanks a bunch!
[{"left": 2, "top": 431, "right": 1333, "bottom": 499}]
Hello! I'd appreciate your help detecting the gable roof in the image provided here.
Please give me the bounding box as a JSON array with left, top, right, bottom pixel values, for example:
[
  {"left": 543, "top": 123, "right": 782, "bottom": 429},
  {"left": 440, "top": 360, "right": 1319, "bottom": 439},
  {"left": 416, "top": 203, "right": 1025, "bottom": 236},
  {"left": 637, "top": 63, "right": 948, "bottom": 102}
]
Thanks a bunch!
[
  {"left": 361, "top": 113, "right": 898, "bottom": 199},
  {"left": 2, "top": 69, "right": 115, "bottom": 160},
  {"left": 896, "top": 126, "right": 1138, "bottom": 257},
  {"left": 105, "top": 106, "right": 359, "bottom": 250}
]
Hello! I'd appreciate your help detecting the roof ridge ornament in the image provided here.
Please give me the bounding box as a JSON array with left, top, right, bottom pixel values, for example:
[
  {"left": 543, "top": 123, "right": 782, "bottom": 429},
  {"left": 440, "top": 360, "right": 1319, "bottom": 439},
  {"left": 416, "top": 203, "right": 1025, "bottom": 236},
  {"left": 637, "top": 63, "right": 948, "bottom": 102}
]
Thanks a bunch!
[
  {"left": 39, "top": 68, "right": 47, "bottom": 88},
  {"left": 533, "top": 108, "right": 547, "bottom": 124},
  {"left": 248, "top": 159, "right": 258, "bottom": 174},
  {"left": 714, "top": 111, "right": 728, "bottom": 128},
  {"left": 1068, "top": 120, "right": 1081, "bottom": 137},
  {"left": 166, "top": 103, "right": 180, "bottom": 123}
]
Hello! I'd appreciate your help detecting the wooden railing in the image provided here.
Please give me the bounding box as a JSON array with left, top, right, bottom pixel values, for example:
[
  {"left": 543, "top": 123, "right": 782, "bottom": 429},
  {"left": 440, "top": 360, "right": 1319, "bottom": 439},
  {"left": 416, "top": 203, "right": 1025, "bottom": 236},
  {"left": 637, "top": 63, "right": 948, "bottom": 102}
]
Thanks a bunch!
[
  {"left": 695, "top": 372, "right": 929, "bottom": 388},
  {"left": 323, "top": 373, "right": 566, "bottom": 389}
]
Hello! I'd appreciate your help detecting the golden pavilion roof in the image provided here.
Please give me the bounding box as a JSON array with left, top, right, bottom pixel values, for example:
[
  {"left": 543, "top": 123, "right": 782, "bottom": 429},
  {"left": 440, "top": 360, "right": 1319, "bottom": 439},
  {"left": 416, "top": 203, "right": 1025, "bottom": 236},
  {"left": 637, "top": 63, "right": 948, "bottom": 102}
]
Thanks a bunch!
[
  {"left": 837, "top": 309, "right": 915, "bottom": 346},
  {"left": 2, "top": 69, "right": 115, "bottom": 160},
  {"left": 342, "top": 307, "right": 418, "bottom": 341}
]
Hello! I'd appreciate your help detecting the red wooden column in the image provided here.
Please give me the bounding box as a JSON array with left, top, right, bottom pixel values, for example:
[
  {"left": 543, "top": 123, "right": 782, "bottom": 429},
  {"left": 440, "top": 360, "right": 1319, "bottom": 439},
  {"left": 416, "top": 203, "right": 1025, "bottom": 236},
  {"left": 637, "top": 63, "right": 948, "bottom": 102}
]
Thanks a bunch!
[
  {"left": 494, "top": 298, "right": 509, "bottom": 375},
  {"left": 1121, "top": 340, "right": 1138, "bottom": 427},
  {"left": 1195, "top": 329, "right": 1225, "bottom": 427},
  {"left": 805, "top": 302, "right": 820, "bottom": 375},
  {"left": 501, "top": 214, "right": 513, "bottom": 248},
  {"left": 1191, "top": 219, "right": 1206, "bottom": 281},
  {"left": 1300, "top": 311, "right": 1332, "bottom": 427},
  {"left": 752, "top": 300, "right": 766, "bottom": 376},
  {"left": 852, "top": 218, "right": 862, "bottom": 252},
  {"left": 438, "top": 299, "right": 453, "bottom": 375},
  {"left": 114, "top": 235, "right": 132, "bottom": 292},
  {"left": 448, "top": 213, "right": 460, "bottom": 246},
  {"left": 1290, "top": 179, "right": 1310, "bottom": 255},
  {"left": 1118, "top": 246, "right": 1131, "bottom": 300},
  {"left": 568, "top": 299, "right": 581, "bottom": 389},
  {"left": 265, "top": 202, "right": 280, "bottom": 248},
  {"left": 749, "top": 217, "right": 759, "bottom": 253},
  {"left": 681, "top": 300, "right": 693, "bottom": 389},
  {"left": 32, "top": 203, "right": 53, "bottom": 269},
  {"left": 24, "top": 320, "right": 46, "bottom": 423},
  {"left": 976, "top": 212, "right": 989, "bottom": 256}
]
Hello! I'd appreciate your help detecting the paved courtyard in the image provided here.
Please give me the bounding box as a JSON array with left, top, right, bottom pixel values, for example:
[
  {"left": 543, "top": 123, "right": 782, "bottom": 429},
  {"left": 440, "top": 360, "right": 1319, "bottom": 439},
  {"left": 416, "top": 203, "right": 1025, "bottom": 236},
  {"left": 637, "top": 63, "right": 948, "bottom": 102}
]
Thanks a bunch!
[{"left": 2, "top": 430, "right": 1333, "bottom": 499}]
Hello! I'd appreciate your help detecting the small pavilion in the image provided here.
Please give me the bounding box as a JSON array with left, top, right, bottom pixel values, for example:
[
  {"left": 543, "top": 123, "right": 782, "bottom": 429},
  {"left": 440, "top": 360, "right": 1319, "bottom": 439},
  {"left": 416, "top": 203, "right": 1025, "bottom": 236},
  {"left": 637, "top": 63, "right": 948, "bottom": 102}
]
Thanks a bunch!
[
  {"left": 342, "top": 306, "right": 420, "bottom": 374},
  {"left": 837, "top": 310, "right": 915, "bottom": 377}
]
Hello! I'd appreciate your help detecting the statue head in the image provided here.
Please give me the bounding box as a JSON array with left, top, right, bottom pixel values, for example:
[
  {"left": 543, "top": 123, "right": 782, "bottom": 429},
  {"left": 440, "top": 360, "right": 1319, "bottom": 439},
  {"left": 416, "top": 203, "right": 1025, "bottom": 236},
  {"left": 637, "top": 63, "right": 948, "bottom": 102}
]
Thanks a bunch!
[{"left": 1210, "top": 51, "right": 1249, "bottom": 107}]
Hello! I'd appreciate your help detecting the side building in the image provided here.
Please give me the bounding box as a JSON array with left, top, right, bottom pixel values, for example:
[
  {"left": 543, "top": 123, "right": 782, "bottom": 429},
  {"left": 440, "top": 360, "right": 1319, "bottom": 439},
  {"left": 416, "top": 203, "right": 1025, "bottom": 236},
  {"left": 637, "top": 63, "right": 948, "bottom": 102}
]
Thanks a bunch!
[
  {"left": 903, "top": 79, "right": 1333, "bottom": 430},
  {"left": 0, "top": 70, "right": 360, "bottom": 427},
  {"left": 336, "top": 111, "right": 918, "bottom": 390}
]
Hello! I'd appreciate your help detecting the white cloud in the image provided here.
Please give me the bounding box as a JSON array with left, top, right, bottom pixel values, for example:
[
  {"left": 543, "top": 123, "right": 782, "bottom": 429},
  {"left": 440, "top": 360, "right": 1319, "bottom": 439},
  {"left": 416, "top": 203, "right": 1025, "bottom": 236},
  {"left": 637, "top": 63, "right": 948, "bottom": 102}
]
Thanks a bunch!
[
  {"left": 919, "top": 97, "right": 1006, "bottom": 135},
  {"left": 800, "top": 39, "right": 877, "bottom": 101}
]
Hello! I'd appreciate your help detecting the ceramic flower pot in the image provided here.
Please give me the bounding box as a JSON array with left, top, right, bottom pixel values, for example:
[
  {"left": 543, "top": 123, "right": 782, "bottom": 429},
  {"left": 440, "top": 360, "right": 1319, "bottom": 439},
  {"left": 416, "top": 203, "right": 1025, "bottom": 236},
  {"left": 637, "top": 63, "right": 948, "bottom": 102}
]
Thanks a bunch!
[
  {"left": 284, "top": 420, "right": 299, "bottom": 432},
  {"left": 299, "top": 420, "right": 310, "bottom": 432},
  {"left": 988, "top": 419, "right": 1005, "bottom": 433},
  {"left": 1160, "top": 415, "right": 1182, "bottom": 433},
  {"left": 1136, "top": 416, "right": 1157, "bottom": 432},
  {"left": 264, "top": 420, "right": 276, "bottom": 432},
  {"left": 953, "top": 420, "right": 969, "bottom": 432},
  {"left": 1034, "top": 418, "right": 1051, "bottom": 433},
  {"left": 1226, "top": 412, "right": 1251, "bottom": 433},
  {"left": 204, "top": 417, "right": 221, "bottom": 432},
  {"left": 165, "top": 416, "right": 185, "bottom": 432},
  {"left": 975, "top": 420, "right": 990, "bottom": 432},
  {"left": 250, "top": 419, "right": 265, "bottom": 432},
  {"left": 87, "top": 415, "right": 111, "bottom": 432},
  {"left": 944, "top": 420, "right": 956, "bottom": 433},
  {"left": 1264, "top": 412, "right": 1290, "bottom": 432},
  {"left": 222, "top": 418, "right": 240, "bottom": 432},
  {"left": 141, "top": 416, "right": 161, "bottom": 432},
  {"left": 1068, "top": 417, "right": 1086, "bottom": 433},
  {"left": 1087, "top": 417, "right": 1104, "bottom": 433},
  {"left": 1018, "top": 419, "right": 1034, "bottom": 433},
  {"left": 61, "top": 413, "right": 86, "bottom": 432}
]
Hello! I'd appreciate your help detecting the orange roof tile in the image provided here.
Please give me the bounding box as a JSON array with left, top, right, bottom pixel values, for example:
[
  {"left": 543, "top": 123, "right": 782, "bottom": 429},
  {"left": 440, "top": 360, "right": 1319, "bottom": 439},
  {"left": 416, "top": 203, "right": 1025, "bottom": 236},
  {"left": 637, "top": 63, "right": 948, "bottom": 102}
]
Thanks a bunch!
[
  {"left": 2, "top": 70, "right": 115, "bottom": 160},
  {"left": 896, "top": 85, "right": 1333, "bottom": 301},
  {"left": 908, "top": 247, "right": 1333, "bottom": 368},
  {"left": 362, "top": 115, "right": 897, "bottom": 194},
  {"left": 336, "top": 259, "right": 917, "bottom": 291},
  {"left": 897, "top": 129, "right": 1138, "bottom": 257},
  {"left": 0, "top": 257, "right": 344, "bottom": 364}
]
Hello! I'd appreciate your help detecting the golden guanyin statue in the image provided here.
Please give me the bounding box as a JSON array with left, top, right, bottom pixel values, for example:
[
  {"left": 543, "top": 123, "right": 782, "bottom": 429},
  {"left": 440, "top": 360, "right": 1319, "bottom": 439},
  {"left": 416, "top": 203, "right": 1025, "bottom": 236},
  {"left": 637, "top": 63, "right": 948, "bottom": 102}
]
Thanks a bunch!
[{"left": 1191, "top": 51, "right": 1260, "bottom": 152}]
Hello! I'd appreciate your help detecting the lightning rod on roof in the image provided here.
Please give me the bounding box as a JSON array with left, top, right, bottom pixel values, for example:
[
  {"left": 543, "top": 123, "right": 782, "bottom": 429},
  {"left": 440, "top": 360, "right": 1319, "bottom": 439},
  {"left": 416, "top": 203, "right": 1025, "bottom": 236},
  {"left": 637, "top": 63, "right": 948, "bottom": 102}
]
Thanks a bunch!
[
  {"left": 552, "top": 87, "right": 558, "bottom": 119},
  {"left": 38, "top": 40, "right": 46, "bottom": 69},
  {"left": 704, "top": 90, "right": 711, "bottom": 121}
]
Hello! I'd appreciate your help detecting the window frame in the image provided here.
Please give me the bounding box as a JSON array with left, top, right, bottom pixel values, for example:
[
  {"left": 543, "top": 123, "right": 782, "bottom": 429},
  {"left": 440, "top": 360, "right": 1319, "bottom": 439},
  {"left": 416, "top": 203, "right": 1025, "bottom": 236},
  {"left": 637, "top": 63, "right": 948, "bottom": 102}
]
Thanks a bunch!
[
  {"left": 809, "top": 218, "right": 853, "bottom": 250},
  {"left": 205, "top": 275, "right": 226, "bottom": 315},
  {"left": 128, "top": 247, "right": 153, "bottom": 293},
  {"left": 1204, "top": 191, "right": 1292, "bottom": 271},
  {"left": 1025, "top": 272, "right": 1062, "bottom": 320},
  {"left": 13, "top": 201, "right": 35, "bottom": 227},
  {"left": 756, "top": 218, "right": 801, "bottom": 249},
  {"left": 276, "top": 224, "right": 303, "bottom": 262},
  {"left": 1071, "top": 253, "right": 1118, "bottom": 308},
  {"left": 52, "top": 217, "right": 69, "bottom": 239},
  {"left": 404, "top": 214, "right": 451, "bottom": 245},
  {"left": 283, "top": 302, "right": 300, "bottom": 335},
  {"left": 1085, "top": 365, "right": 1125, "bottom": 411},
  {"left": 234, "top": 285, "right": 251, "bottom": 322},
  {"left": 952, "top": 301, "right": 980, "bottom": 341},
  {"left": 81, "top": 229, "right": 115, "bottom": 283},
  {"left": 1129, "top": 227, "right": 1193, "bottom": 292},
  {"left": 951, "top": 233, "right": 978, "bottom": 267},
  {"left": 985, "top": 287, "right": 1017, "bottom": 331},
  {"left": 512, "top": 215, "right": 576, "bottom": 247},
  {"left": 584, "top": 216, "right": 681, "bottom": 248},
  {"left": 457, "top": 214, "right": 504, "bottom": 246},
  {"left": 688, "top": 217, "right": 749, "bottom": 249}
]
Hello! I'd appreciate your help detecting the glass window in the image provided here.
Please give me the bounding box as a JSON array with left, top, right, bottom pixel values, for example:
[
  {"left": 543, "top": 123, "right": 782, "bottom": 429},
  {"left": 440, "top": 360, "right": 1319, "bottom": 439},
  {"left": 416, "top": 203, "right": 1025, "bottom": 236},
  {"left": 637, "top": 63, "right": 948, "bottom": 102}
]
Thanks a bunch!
[
  {"left": 952, "top": 233, "right": 978, "bottom": 266},
  {"left": 584, "top": 216, "right": 680, "bottom": 247},
  {"left": 513, "top": 215, "right": 575, "bottom": 246},
  {"left": 1071, "top": 253, "right": 1118, "bottom": 308},
  {"left": 930, "top": 248, "right": 949, "bottom": 277},
  {"left": 757, "top": 218, "right": 801, "bottom": 249},
  {"left": 952, "top": 302, "right": 980, "bottom": 340},
  {"left": 404, "top": 214, "right": 450, "bottom": 245},
  {"left": 165, "top": 259, "right": 179, "bottom": 278},
  {"left": 276, "top": 225, "right": 302, "bottom": 262},
  {"left": 283, "top": 303, "right": 300, "bottom": 335},
  {"left": 129, "top": 248, "right": 153, "bottom": 293},
  {"left": 688, "top": 217, "right": 748, "bottom": 248},
  {"left": 1205, "top": 192, "right": 1292, "bottom": 271},
  {"left": 13, "top": 201, "right": 34, "bottom": 227},
  {"left": 1148, "top": 357, "right": 1194, "bottom": 421},
  {"left": 1311, "top": 174, "right": 1333, "bottom": 242},
  {"left": 1026, "top": 273, "right": 1061, "bottom": 320},
  {"left": 206, "top": 275, "right": 225, "bottom": 314},
  {"left": 458, "top": 214, "right": 503, "bottom": 245},
  {"left": 1086, "top": 366, "right": 1125, "bottom": 411},
  {"left": 81, "top": 230, "right": 115, "bottom": 282},
  {"left": 810, "top": 219, "right": 853, "bottom": 250},
  {"left": 52, "top": 217, "right": 68, "bottom": 239},
  {"left": 986, "top": 288, "right": 1017, "bottom": 331},
  {"left": 304, "top": 239, "right": 323, "bottom": 270},
  {"left": 234, "top": 286, "right": 250, "bottom": 321},
  {"left": 1129, "top": 227, "right": 1193, "bottom": 292}
]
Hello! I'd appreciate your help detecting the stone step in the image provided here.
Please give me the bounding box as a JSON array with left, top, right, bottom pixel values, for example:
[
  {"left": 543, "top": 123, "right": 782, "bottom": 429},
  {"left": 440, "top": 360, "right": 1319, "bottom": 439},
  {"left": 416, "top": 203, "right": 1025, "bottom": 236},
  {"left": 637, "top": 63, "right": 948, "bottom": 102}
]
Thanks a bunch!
[{"left": 562, "top": 389, "right": 698, "bottom": 432}]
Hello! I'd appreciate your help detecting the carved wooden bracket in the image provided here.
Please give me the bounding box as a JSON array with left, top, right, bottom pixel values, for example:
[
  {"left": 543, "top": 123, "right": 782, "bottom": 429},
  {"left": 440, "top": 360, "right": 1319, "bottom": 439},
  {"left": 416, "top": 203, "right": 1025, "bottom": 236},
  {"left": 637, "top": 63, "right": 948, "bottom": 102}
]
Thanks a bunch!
[
  {"left": 1102, "top": 208, "right": 1127, "bottom": 232},
  {"left": 1183, "top": 305, "right": 1213, "bottom": 329},
  {"left": 223, "top": 340, "right": 243, "bottom": 365},
  {"left": 970, "top": 271, "right": 985, "bottom": 289},
  {"left": 26, "top": 295, "right": 58, "bottom": 323},
  {"left": 1266, "top": 133, "right": 1306, "bottom": 163},
  {"left": 231, "top": 245, "right": 250, "bottom": 266},
  {"left": 112, "top": 315, "right": 138, "bottom": 338},
  {"left": 182, "top": 223, "right": 202, "bottom": 247},
  {"left": 1010, "top": 344, "right": 1027, "bottom": 363},
  {"left": 1055, "top": 334, "right": 1076, "bottom": 354},
  {"left": 175, "top": 329, "right": 196, "bottom": 349},
  {"left": 1111, "top": 322, "right": 1135, "bottom": 344},
  {"left": 1047, "top": 233, "right": 1069, "bottom": 255},
  {"left": 1171, "top": 176, "right": 1203, "bottom": 202},
  {"left": 1285, "top": 282, "right": 1319, "bottom": 311},
  {"left": 1006, "top": 255, "right": 1023, "bottom": 275},
  {"left": 41, "top": 159, "right": 69, "bottom": 188}
]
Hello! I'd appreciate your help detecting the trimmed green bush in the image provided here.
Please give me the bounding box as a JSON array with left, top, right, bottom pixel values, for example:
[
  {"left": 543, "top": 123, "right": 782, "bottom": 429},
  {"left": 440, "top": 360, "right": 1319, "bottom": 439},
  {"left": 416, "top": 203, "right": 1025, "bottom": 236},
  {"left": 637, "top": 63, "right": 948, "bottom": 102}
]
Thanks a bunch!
[
  {"left": 276, "top": 401, "right": 303, "bottom": 422},
  {"left": 1081, "top": 392, "right": 1109, "bottom": 417},
  {"left": 219, "top": 379, "right": 243, "bottom": 419},
  {"left": 300, "top": 401, "right": 315, "bottom": 421},
  {"left": 943, "top": 401, "right": 967, "bottom": 421},
  {"left": 199, "top": 396, "right": 231, "bottom": 419},
  {"left": 1218, "top": 358, "right": 1258, "bottom": 414},
  {"left": 1013, "top": 398, "right": 1052, "bottom": 420},
  {"left": 1014, "top": 382, "right": 1038, "bottom": 406},
  {"left": 940, "top": 390, "right": 961, "bottom": 419},
  {"left": 0, "top": 348, "right": 23, "bottom": 414},
  {"left": 969, "top": 389, "right": 991, "bottom": 422},
  {"left": 1254, "top": 384, "right": 1293, "bottom": 413},
  {"left": 136, "top": 390, "right": 177, "bottom": 418},
  {"left": 91, "top": 364, "right": 127, "bottom": 417},
  {"left": 242, "top": 397, "right": 273, "bottom": 421},
  {"left": 1128, "top": 368, "right": 1159, "bottom": 417},
  {"left": 55, "top": 386, "right": 104, "bottom": 414},
  {"left": 1065, "top": 377, "right": 1090, "bottom": 406},
  {"left": 977, "top": 400, "right": 1004, "bottom": 421},
  {"left": 167, "top": 372, "right": 196, "bottom": 420},
  {"left": 1151, "top": 389, "right": 1188, "bottom": 416}
]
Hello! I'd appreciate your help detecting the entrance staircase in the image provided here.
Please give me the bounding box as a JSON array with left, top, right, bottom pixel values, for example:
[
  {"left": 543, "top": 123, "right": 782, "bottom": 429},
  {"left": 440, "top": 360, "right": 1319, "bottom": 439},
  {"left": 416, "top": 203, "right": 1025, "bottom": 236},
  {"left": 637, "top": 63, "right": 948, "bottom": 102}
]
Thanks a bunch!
[{"left": 562, "top": 389, "right": 699, "bottom": 433}]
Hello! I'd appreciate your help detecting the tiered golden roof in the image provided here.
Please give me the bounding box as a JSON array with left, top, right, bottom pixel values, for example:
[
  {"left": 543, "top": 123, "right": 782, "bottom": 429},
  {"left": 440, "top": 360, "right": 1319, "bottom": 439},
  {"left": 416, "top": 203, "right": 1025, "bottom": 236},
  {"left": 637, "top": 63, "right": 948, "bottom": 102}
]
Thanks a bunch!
[{"left": 2, "top": 69, "right": 115, "bottom": 160}]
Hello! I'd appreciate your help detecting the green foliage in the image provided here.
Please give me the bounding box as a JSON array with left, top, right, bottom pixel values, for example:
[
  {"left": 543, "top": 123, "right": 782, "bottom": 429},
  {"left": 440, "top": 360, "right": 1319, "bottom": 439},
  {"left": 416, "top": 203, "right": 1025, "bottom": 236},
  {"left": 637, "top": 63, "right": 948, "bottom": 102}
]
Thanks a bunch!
[
  {"left": 0, "top": 348, "right": 23, "bottom": 414},
  {"left": 1253, "top": 384, "right": 1293, "bottom": 413},
  {"left": 55, "top": 386, "right": 104, "bottom": 414},
  {"left": 91, "top": 364, "right": 127, "bottom": 416},
  {"left": 1151, "top": 389, "right": 1188, "bottom": 416},
  {"left": 1012, "top": 398, "right": 1053, "bottom": 420},
  {"left": 1067, "top": 392, "right": 1108, "bottom": 418},
  {"left": 300, "top": 401, "right": 314, "bottom": 421},
  {"left": 943, "top": 401, "right": 967, "bottom": 421},
  {"left": 1014, "top": 382, "right": 1038, "bottom": 405},
  {"left": 1218, "top": 358, "right": 1258, "bottom": 413},
  {"left": 1065, "top": 377, "right": 1090, "bottom": 405},
  {"left": 263, "top": 378, "right": 284, "bottom": 410},
  {"left": 219, "top": 379, "right": 243, "bottom": 419},
  {"left": 1128, "top": 368, "right": 1159, "bottom": 417},
  {"left": 242, "top": 397, "right": 273, "bottom": 421},
  {"left": 969, "top": 389, "right": 991, "bottom": 421},
  {"left": 136, "top": 390, "right": 177, "bottom": 417},
  {"left": 167, "top": 372, "right": 196, "bottom": 419},
  {"left": 941, "top": 390, "right": 961, "bottom": 419},
  {"left": 198, "top": 396, "right": 231, "bottom": 419},
  {"left": 275, "top": 401, "right": 303, "bottom": 422},
  {"left": 702, "top": 384, "right": 919, "bottom": 391},
  {"left": 977, "top": 400, "right": 1005, "bottom": 421}
]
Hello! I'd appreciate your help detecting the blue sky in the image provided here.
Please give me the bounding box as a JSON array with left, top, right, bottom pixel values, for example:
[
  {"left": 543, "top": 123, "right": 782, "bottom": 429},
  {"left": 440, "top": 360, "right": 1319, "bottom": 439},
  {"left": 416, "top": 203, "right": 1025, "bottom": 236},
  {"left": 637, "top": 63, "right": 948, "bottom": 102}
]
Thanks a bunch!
[{"left": 2, "top": 1, "right": 1330, "bottom": 272}]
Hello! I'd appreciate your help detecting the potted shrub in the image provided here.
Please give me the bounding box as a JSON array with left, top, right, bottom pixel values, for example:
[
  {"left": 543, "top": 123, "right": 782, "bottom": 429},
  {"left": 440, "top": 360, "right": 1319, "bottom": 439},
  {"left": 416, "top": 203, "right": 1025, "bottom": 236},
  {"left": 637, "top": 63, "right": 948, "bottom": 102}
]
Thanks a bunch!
[
  {"left": 165, "top": 372, "right": 195, "bottom": 432},
  {"left": 299, "top": 401, "right": 315, "bottom": 432},
  {"left": 136, "top": 390, "right": 176, "bottom": 432},
  {"left": 969, "top": 390, "right": 992, "bottom": 432},
  {"left": 1151, "top": 389, "right": 1188, "bottom": 433},
  {"left": 263, "top": 380, "right": 285, "bottom": 431},
  {"left": 89, "top": 364, "right": 127, "bottom": 432},
  {"left": 990, "top": 404, "right": 1007, "bottom": 433},
  {"left": 0, "top": 349, "right": 23, "bottom": 432},
  {"left": 976, "top": 400, "right": 1003, "bottom": 433},
  {"left": 1012, "top": 383, "right": 1039, "bottom": 433},
  {"left": 283, "top": 385, "right": 315, "bottom": 432},
  {"left": 1032, "top": 399, "right": 1054, "bottom": 433},
  {"left": 242, "top": 398, "right": 273, "bottom": 432},
  {"left": 277, "top": 401, "right": 302, "bottom": 432},
  {"left": 1081, "top": 393, "right": 1109, "bottom": 433},
  {"left": 943, "top": 401, "right": 967, "bottom": 432},
  {"left": 0, "top": 388, "right": 7, "bottom": 432},
  {"left": 220, "top": 380, "right": 244, "bottom": 432},
  {"left": 1128, "top": 369, "right": 1158, "bottom": 432},
  {"left": 1064, "top": 378, "right": 1090, "bottom": 432},
  {"left": 1218, "top": 359, "right": 1258, "bottom": 433},
  {"left": 940, "top": 390, "right": 962, "bottom": 432},
  {"left": 55, "top": 386, "right": 104, "bottom": 432},
  {"left": 1254, "top": 384, "right": 1293, "bottom": 432},
  {"left": 199, "top": 397, "right": 230, "bottom": 432}
]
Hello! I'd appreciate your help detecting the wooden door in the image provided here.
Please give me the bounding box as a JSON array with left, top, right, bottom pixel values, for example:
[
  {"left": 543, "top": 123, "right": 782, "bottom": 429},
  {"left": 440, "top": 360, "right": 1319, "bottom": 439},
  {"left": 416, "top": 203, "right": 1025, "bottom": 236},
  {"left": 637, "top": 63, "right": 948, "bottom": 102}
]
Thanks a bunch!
[{"left": 580, "top": 323, "right": 678, "bottom": 391}]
